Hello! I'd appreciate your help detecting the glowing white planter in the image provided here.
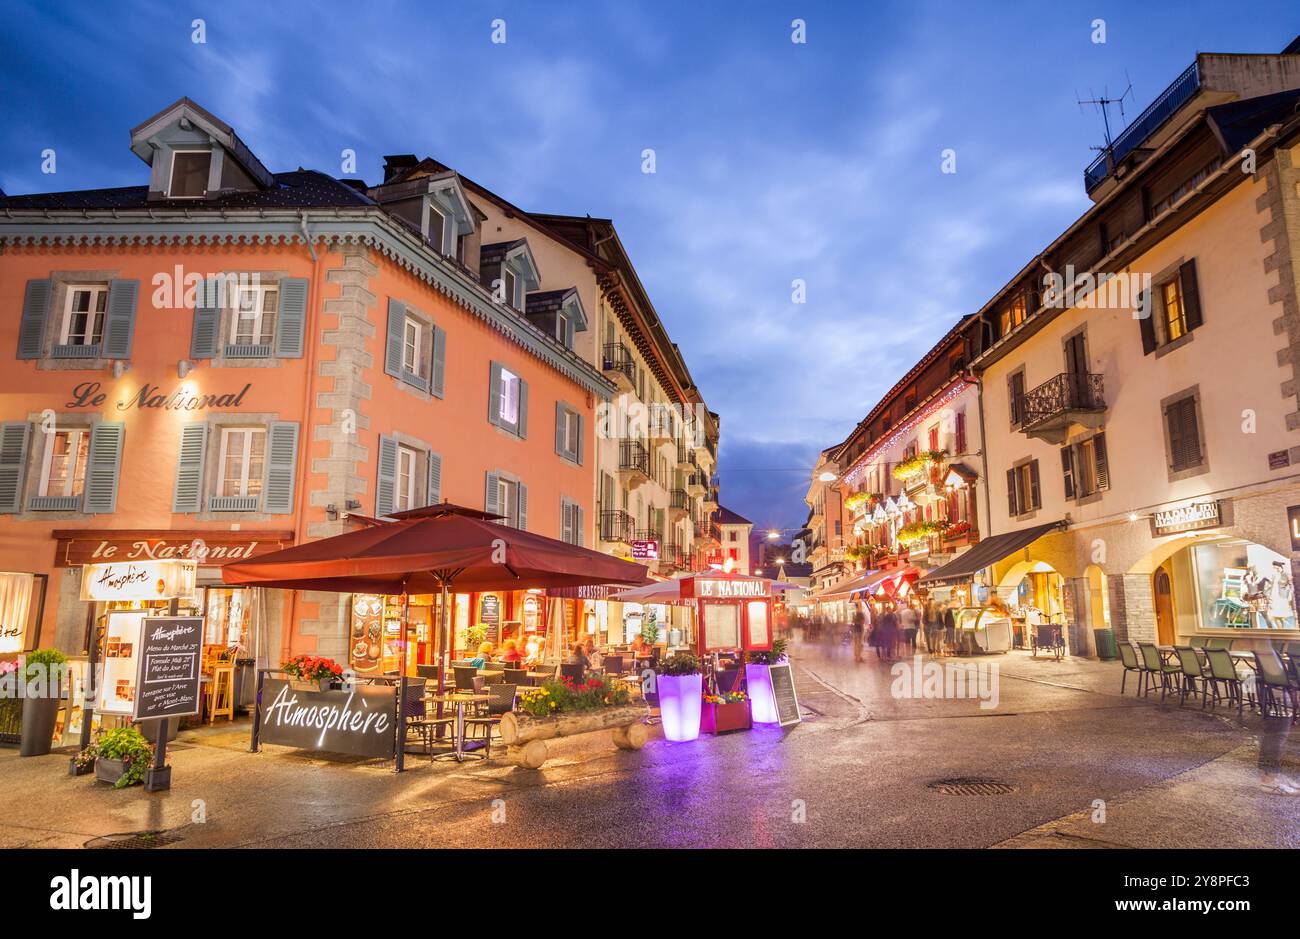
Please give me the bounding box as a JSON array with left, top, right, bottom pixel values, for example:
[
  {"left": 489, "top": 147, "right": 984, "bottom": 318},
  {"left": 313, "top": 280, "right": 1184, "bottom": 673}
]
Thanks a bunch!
[
  {"left": 745, "top": 663, "right": 779, "bottom": 724},
  {"left": 656, "top": 672, "right": 702, "bottom": 742}
]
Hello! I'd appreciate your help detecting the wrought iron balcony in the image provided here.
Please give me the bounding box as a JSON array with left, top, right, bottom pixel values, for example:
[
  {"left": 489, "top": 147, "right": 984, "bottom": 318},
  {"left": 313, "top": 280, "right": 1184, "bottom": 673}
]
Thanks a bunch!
[
  {"left": 600, "top": 510, "right": 634, "bottom": 544},
  {"left": 1015, "top": 372, "right": 1106, "bottom": 444},
  {"left": 601, "top": 342, "right": 637, "bottom": 392},
  {"left": 618, "top": 441, "right": 651, "bottom": 488}
]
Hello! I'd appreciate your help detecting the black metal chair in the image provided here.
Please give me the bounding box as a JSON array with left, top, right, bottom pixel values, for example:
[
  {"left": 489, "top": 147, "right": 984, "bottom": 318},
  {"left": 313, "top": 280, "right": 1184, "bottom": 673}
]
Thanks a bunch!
[
  {"left": 560, "top": 663, "right": 585, "bottom": 683},
  {"left": 503, "top": 668, "right": 528, "bottom": 685},
  {"left": 1117, "top": 642, "right": 1142, "bottom": 694},
  {"left": 1201, "top": 647, "right": 1245, "bottom": 714},
  {"left": 416, "top": 664, "right": 441, "bottom": 681},
  {"left": 402, "top": 679, "right": 453, "bottom": 758},
  {"left": 453, "top": 665, "right": 480, "bottom": 693},
  {"left": 463, "top": 684, "right": 517, "bottom": 758},
  {"left": 602, "top": 655, "right": 625, "bottom": 676}
]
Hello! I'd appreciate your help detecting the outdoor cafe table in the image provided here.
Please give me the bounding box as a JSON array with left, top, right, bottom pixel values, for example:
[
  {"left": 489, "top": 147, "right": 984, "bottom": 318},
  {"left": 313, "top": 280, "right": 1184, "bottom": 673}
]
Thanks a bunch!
[{"left": 426, "top": 692, "right": 491, "bottom": 762}]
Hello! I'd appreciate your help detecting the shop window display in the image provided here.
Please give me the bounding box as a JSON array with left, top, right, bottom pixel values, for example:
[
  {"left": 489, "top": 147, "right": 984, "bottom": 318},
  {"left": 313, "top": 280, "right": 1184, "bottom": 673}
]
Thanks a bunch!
[{"left": 1191, "top": 540, "right": 1297, "bottom": 630}]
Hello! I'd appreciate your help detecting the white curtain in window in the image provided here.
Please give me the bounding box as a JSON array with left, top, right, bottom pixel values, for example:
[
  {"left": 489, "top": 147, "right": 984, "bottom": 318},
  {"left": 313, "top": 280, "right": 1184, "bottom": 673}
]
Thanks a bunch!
[{"left": 0, "top": 573, "right": 34, "bottom": 654}]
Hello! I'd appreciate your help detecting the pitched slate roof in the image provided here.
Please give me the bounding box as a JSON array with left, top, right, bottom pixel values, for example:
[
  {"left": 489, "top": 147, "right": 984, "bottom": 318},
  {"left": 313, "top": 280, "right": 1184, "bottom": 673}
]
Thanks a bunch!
[
  {"left": 715, "top": 505, "right": 752, "bottom": 526},
  {"left": 0, "top": 170, "right": 373, "bottom": 212},
  {"left": 1206, "top": 88, "right": 1300, "bottom": 154},
  {"left": 525, "top": 287, "right": 576, "bottom": 316},
  {"left": 479, "top": 239, "right": 528, "bottom": 268}
]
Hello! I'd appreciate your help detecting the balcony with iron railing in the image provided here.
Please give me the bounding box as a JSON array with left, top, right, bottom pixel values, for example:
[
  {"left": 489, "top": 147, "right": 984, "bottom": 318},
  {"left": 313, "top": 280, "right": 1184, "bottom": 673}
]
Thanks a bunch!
[
  {"left": 1014, "top": 372, "right": 1106, "bottom": 444},
  {"left": 1084, "top": 62, "right": 1200, "bottom": 194},
  {"left": 618, "top": 440, "right": 651, "bottom": 488},
  {"left": 601, "top": 342, "right": 637, "bottom": 393},
  {"left": 669, "top": 488, "right": 691, "bottom": 519},
  {"left": 600, "top": 509, "right": 635, "bottom": 545}
]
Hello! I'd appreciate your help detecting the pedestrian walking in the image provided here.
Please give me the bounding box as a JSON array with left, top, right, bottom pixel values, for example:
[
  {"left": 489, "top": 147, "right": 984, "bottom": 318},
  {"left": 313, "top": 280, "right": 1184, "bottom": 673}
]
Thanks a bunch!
[
  {"left": 924, "top": 600, "right": 943, "bottom": 655},
  {"left": 943, "top": 604, "right": 958, "bottom": 656},
  {"left": 850, "top": 607, "right": 865, "bottom": 663},
  {"left": 900, "top": 601, "right": 920, "bottom": 654},
  {"left": 878, "top": 607, "right": 899, "bottom": 661}
]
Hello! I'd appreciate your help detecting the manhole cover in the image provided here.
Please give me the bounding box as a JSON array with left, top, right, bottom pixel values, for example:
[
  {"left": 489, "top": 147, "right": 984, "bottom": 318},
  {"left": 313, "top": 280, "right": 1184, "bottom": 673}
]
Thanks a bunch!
[
  {"left": 84, "top": 830, "right": 183, "bottom": 849},
  {"left": 928, "top": 777, "right": 1017, "bottom": 796}
]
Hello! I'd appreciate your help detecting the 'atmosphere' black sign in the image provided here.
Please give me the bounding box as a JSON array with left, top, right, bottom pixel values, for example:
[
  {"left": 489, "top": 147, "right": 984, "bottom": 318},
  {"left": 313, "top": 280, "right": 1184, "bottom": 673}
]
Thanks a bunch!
[{"left": 133, "top": 616, "right": 203, "bottom": 721}]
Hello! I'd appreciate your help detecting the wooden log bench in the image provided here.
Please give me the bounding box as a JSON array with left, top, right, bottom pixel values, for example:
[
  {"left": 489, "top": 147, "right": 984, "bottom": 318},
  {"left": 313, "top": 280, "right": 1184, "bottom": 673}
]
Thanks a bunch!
[{"left": 499, "top": 704, "right": 650, "bottom": 769}]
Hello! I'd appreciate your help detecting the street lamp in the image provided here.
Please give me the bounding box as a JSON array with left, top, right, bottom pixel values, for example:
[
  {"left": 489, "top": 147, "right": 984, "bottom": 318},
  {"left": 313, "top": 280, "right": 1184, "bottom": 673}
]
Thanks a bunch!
[{"left": 818, "top": 471, "right": 837, "bottom": 482}]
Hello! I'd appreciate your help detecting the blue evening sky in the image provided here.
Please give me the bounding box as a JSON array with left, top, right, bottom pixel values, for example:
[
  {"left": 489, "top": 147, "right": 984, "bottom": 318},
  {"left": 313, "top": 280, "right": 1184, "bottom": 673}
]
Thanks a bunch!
[{"left": 2, "top": 1, "right": 1297, "bottom": 535}]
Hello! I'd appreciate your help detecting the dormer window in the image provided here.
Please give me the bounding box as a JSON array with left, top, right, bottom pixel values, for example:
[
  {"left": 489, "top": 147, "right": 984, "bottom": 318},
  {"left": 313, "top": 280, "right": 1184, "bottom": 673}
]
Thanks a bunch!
[
  {"left": 427, "top": 203, "right": 447, "bottom": 255},
  {"left": 168, "top": 150, "right": 211, "bottom": 199},
  {"left": 556, "top": 312, "right": 570, "bottom": 347},
  {"left": 503, "top": 268, "right": 520, "bottom": 310}
]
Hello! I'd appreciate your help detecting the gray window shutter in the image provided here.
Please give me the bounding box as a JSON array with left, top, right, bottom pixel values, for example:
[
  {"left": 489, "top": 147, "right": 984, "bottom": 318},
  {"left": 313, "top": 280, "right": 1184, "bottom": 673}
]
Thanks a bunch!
[
  {"left": 172, "top": 423, "right": 209, "bottom": 513},
  {"left": 1094, "top": 433, "right": 1110, "bottom": 491},
  {"left": 484, "top": 471, "right": 500, "bottom": 515},
  {"left": 561, "top": 499, "right": 574, "bottom": 543},
  {"left": 1006, "top": 468, "right": 1018, "bottom": 517},
  {"left": 83, "top": 422, "right": 125, "bottom": 514},
  {"left": 427, "top": 451, "right": 442, "bottom": 505},
  {"left": 575, "top": 413, "right": 585, "bottom": 466},
  {"left": 431, "top": 325, "right": 447, "bottom": 398},
  {"left": 264, "top": 422, "right": 300, "bottom": 514},
  {"left": 190, "top": 277, "right": 221, "bottom": 359},
  {"left": 517, "top": 482, "right": 528, "bottom": 530},
  {"left": 576, "top": 504, "right": 584, "bottom": 546},
  {"left": 103, "top": 279, "right": 139, "bottom": 359},
  {"left": 1060, "top": 446, "right": 1075, "bottom": 501},
  {"left": 18, "top": 280, "right": 52, "bottom": 359},
  {"left": 0, "top": 422, "right": 32, "bottom": 512},
  {"left": 385, "top": 299, "right": 406, "bottom": 378},
  {"left": 1180, "top": 260, "right": 1202, "bottom": 332},
  {"left": 488, "top": 363, "right": 503, "bottom": 427},
  {"left": 555, "top": 403, "right": 566, "bottom": 458},
  {"left": 564, "top": 317, "right": 575, "bottom": 350},
  {"left": 1028, "top": 460, "right": 1041, "bottom": 510},
  {"left": 275, "top": 278, "right": 308, "bottom": 358},
  {"left": 1137, "top": 289, "right": 1156, "bottom": 355},
  {"left": 376, "top": 434, "right": 398, "bottom": 517},
  {"left": 517, "top": 380, "right": 529, "bottom": 438}
]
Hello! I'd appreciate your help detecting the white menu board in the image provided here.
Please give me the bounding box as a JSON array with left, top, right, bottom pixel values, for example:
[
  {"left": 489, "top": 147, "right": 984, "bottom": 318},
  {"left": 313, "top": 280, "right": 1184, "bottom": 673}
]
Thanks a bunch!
[
  {"left": 95, "top": 610, "right": 145, "bottom": 716},
  {"left": 702, "top": 603, "right": 740, "bottom": 651}
]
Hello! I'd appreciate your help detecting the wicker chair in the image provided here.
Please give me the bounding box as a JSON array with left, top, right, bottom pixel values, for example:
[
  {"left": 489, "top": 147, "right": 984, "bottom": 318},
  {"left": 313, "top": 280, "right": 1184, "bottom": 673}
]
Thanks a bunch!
[{"left": 463, "top": 684, "right": 517, "bottom": 758}]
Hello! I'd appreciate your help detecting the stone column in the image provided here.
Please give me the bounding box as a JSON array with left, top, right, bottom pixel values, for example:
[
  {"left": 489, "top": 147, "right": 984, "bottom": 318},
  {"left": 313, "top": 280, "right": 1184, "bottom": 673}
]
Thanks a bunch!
[
  {"left": 1110, "top": 573, "right": 1155, "bottom": 644},
  {"left": 1064, "top": 576, "right": 1091, "bottom": 657}
]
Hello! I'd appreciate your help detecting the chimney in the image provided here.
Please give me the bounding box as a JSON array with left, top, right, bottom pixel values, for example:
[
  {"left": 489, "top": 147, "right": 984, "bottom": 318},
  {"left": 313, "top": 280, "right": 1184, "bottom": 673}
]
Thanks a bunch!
[{"left": 382, "top": 154, "right": 419, "bottom": 183}]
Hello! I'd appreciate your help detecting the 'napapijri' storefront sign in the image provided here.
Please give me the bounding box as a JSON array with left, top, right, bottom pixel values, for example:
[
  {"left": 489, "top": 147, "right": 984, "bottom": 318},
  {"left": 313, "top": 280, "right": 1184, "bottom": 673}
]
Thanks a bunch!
[
  {"left": 1150, "top": 500, "right": 1228, "bottom": 537},
  {"left": 257, "top": 679, "right": 396, "bottom": 759}
]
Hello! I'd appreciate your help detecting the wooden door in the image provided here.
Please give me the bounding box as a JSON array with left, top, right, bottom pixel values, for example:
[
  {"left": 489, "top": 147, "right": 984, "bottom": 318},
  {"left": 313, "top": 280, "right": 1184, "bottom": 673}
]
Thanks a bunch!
[{"left": 1154, "top": 568, "right": 1175, "bottom": 646}]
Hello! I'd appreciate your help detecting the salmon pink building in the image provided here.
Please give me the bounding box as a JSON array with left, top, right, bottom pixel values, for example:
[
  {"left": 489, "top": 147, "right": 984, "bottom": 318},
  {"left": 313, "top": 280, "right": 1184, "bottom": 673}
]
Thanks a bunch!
[{"left": 0, "top": 98, "right": 619, "bottom": 675}]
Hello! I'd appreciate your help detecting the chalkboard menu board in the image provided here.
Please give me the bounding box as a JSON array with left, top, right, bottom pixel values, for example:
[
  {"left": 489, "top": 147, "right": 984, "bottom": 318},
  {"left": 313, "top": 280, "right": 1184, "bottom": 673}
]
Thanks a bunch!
[
  {"left": 132, "top": 616, "right": 203, "bottom": 721},
  {"left": 768, "top": 662, "right": 802, "bottom": 727},
  {"left": 479, "top": 594, "right": 501, "bottom": 643}
]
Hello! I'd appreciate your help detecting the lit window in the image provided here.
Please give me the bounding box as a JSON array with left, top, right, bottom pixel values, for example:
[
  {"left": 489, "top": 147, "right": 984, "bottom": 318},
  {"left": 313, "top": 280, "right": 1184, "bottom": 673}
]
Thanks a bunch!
[
  {"left": 498, "top": 368, "right": 520, "bottom": 425},
  {"left": 231, "top": 285, "right": 278, "bottom": 347},
  {"left": 1161, "top": 278, "right": 1186, "bottom": 342},
  {"left": 168, "top": 151, "right": 211, "bottom": 198},
  {"left": 61, "top": 286, "right": 107, "bottom": 347},
  {"left": 396, "top": 446, "right": 418, "bottom": 512},
  {"left": 403, "top": 317, "right": 423, "bottom": 377},
  {"left": 38, "top": 429, "right": 89, "bottom": 498},
  {"left": 218, "top": 428, "right": 266, "bottom": 498}
]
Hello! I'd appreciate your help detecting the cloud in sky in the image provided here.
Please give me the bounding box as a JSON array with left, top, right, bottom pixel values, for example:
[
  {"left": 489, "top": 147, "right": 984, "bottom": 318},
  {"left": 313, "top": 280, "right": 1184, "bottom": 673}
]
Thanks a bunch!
[{"left": 2, "top": 0, "right": 1296, "bottom": 531}]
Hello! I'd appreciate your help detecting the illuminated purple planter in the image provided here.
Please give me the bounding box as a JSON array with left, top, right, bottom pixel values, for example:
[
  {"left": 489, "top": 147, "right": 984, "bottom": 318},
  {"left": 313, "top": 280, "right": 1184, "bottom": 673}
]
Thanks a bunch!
[
  {"left": 746, "top": 663, "right": 779, "bottom": 724},
  {"left": 656, "top": 672, "right": 702, "bottom": 742}
]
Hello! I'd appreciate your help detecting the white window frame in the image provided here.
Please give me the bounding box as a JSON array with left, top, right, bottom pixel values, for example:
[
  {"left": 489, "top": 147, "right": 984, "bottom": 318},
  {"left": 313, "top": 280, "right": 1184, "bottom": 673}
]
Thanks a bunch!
[
  {"left": 563, "top": 408, "right": 579, "bottom": 457},
  {"left": 503, "top": 268, "right": 519, "bottom": 310},
  {"left": 556, "top": 312, "right": 570, "bottom": 347},
  {"left": 216, "top": 427, "right": 267, "bottom": 498},
  {"left": 230, "top": 283, "right": 279, "bottom": 347},
  {"left": 38, "top": 428, "right": 89, "bottom": 498},
  {"left": 396, "top": 445, "right": 418, "bottom": 512},
  {"left": 167, "top": 149, "right": 211, "bottom": 199},
  {"left": 499, "top": 367, "right": 521, "bottom": 425},
  {"left": 60, "top": 285, "right": 108, "bottom": 346},
  {"left": 427, "top": 201, "right": 448, "bottom": 255},
  {"left": 403, "top": 316, "right": 424, "bottom": 378},
  {"left": 498, "top": 477, "right": 515, "bottom": 526}
]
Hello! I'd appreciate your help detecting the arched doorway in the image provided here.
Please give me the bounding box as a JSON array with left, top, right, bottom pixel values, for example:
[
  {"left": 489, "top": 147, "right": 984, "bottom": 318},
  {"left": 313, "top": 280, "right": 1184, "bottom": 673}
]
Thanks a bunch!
[
  {"left": 998, "top": 559, "right": 1066, "bottom": 651},
  {"left": 1153, "top": 567, "right": 1175, "bottom": 646}
]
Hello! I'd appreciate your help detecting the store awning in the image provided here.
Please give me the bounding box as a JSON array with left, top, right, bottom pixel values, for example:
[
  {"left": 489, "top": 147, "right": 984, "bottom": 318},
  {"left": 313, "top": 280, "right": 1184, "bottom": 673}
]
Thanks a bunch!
[
  {"left": 917, "top": 521, "right": 1066, "bottom": 587},
  {"left": 811, "top": 568, "right": 880, "bottom": 601}
]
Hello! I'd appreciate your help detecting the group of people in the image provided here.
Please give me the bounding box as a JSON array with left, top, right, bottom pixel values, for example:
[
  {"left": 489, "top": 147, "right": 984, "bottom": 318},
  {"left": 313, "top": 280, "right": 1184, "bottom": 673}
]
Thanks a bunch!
[
  {"left": 848, "top": 598, "right": 963, "bottom": 663},
  {"left": 466, "top": 638, "right": 529, "bottom": 669}
]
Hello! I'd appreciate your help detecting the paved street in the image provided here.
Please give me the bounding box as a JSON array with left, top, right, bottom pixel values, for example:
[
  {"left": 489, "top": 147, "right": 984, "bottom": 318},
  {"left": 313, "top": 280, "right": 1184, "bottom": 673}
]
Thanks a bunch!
[{"left": 4, "top": 639, "right": 1300, "bottom": 849}]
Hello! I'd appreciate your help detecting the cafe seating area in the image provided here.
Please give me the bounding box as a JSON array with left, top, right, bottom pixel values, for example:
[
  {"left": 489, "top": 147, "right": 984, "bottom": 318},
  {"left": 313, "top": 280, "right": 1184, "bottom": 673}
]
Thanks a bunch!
[{"left": 1117, "top": 638, "right": 1300, "bottom": 720}]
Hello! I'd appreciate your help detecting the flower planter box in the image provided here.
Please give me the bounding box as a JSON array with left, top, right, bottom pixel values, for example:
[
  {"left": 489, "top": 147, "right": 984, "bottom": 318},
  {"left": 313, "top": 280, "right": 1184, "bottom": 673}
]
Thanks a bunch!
[
  {"left": 94, "top": 756, "right": 129, "bottom": 786},
  {"left": 701, "top": 700, "right": 751, "bottom": 735},
  {"left": 288, "top": 678, "right": 334, "bottom": 693},
  {"left": 499, "top": 703, "right": 648, "bottom": 769},
  {"left": 656, "top": 672, "right": 703, "bottom": 742}
]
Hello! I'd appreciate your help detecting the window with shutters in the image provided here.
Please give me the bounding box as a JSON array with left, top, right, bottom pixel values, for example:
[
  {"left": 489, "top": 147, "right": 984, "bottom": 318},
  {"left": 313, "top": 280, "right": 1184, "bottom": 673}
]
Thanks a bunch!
[
  {"left": 34, "top": 429, "right": 89, "bottom": 509},
  {"left": 998, "top": 293, "right": 1028, "bottom": 337},
  {"left": 1162, "top": 391, "right": 1207, "bottom": 479},
  {"left": 228, "top": 284, "right": 278, "bottom": 355},
  {"left": 1160, "top": 277, "right": 1186, "bottom": 342},
  {"left": 560, "top": 497, "right": 583, "bottom": 545},
  {"left": 1007, "top": 459, "right": 1041, "bottom": 517},
  {"left": 498, "top": 368, "right": 520, "bottom": 425},
  {"left": 59, "top": 287, "right": 107, "bottom": 351},
  {"left": 1061, "top": 432, "right": 1110, "bottom": 502},
  {"left": 403, "top": 316, "right": 423, "bottom": 378},
  {"left": 555, "top": 403, "right": 581, "bottom": 464},
  {"left": 215, "top": 428, "right": 266, "bottom": 508},
  {"left": 168, "top": 150, "right": 211, "bottom": 199},
  {"left": 396, "top": 445, "right": 418, "bottom": 512},
  {"left": 1142, "top": 260, "right": 1203, "bottom": 356},
  {"left": 1008, "top": 369, "right": 1027, "bottom": 428}
]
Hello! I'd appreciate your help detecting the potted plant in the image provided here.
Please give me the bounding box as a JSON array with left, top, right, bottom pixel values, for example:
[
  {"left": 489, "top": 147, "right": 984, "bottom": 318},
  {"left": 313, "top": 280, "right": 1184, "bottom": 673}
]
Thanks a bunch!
[
  {"left": 701, "top": 689, "right": 752, "bottom": 734},
  {"left": 0, "top": 660, "right": 21, "bottom": 746},
  {"left": 655, "top": 652, "right": 703, "bottom": 742},
  {"left": 500, "top": 675, "right": 647, "bottom": 768},
  {"left": 19, "top": 648, "right": 68, "bottom": 757},
  {"left": 466, "top": 623, "right": 489, "bottom": 652},
  {"left": 745, "top": 638, "right": 789, "bottom": 724},
  {"left": 281, "top": 654, "right": 343, "bottom": 692},
  {"left": 85, "top": 727, "right": 155, "bottom": 789}
]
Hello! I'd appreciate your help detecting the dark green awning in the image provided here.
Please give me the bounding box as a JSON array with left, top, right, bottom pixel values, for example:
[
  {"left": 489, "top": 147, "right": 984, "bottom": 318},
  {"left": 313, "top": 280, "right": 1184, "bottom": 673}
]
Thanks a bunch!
[{"left": 918, "top": 521, "right": 1066, "bottom": 587}]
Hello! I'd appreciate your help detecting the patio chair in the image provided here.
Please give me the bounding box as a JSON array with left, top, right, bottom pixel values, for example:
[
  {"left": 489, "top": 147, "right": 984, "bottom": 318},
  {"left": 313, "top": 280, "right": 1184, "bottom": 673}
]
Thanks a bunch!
[
  {"left": 1202, "top": 637, "right": 1233, "bottom": 651},
  {"left": 560, "top": 663, "right": 585, "bottom": 683},
  {"left": 402, "top": 679, "right": 453, "bottom": 758},
  {"left": 1253, "top": 649, "right": 1294, "bottom": 719},
  {"left": 1117, "top": 642, "right": 1142, "bottom": 694},
  {"left": 503, "top": 668, "right": 528, "bottom": 685},
  {"left": 1172, "top": 645, "right": 1205, "bottom": 706},
  {"left": 1137, "top": 642, "right": 1179, "bottom": 700},
  {"left": 453, "top": 665, "right": 480, "bottom": 693},
  {"left": 463, "top": 684, "right": 517, "bottom": 759},
  {"left": 1201, "top": 647, "right": 1245, "bottom": 714},
  {"left": 602, "top": 655, "right": 625, "bottom": 676}
]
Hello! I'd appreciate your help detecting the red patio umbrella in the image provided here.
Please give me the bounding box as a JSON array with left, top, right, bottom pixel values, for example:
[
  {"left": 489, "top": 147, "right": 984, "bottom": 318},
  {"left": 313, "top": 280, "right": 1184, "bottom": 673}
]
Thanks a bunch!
[{"left": 223, "top": 502, "right": 649, "bottom": 761}]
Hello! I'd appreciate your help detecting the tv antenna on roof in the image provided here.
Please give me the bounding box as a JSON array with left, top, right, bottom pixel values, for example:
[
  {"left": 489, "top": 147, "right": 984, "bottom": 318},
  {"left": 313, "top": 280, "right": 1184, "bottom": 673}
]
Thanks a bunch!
[{"left": 1078, "top": 76, "right": 1135, "bottom": 164}]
